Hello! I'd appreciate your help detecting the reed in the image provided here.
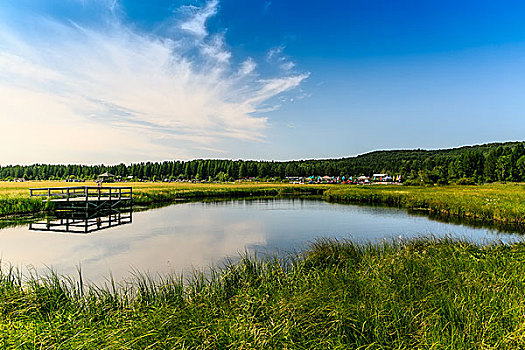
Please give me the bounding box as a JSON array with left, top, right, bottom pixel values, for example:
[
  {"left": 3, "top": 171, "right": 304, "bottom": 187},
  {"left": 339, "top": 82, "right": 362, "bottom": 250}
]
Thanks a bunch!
[
  {"left": 0, "top": 196, "right": 50, "bottom": 216},
  {"left": 132, "top": 185, "right": 325, "bottom": 205},
  {"left": 1, "top": 238, "right": 525, "bottom": 348},
  {"left": 1, "top": 181, "right": 525, "bottom": 228},
  {"left": 0, "top": 181, "right": 328, "bottom": 215},
  {"left": 324, "top": 183, "right": 525, "bottom": 225}
]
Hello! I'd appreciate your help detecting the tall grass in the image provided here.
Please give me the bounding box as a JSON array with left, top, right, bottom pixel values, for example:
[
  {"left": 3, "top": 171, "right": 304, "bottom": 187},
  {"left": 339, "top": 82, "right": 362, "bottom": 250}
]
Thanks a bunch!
[
  {"left": 1, "top": 238, "right": 525, "bottom": 348},
  {"left": 0, "top": 181, "right": 327, "bottom": 215},
  {"left": 324, "top": 184, "right": 525, "bottom": 225},
  {"left": 0, "top": 196, "right": 51, "bottom": 216},
  {"left": 132, "top": 185, "right": 325, "bottom": 205},
  {"left": 2, "top": 181, "right": 525, "bottom": 228}
]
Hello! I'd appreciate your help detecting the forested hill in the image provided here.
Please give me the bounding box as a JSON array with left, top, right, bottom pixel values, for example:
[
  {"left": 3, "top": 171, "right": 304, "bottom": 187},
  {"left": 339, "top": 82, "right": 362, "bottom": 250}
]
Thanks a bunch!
[
  {"left": 1, "top": 141, "right": 525, "bottom": 184},
  {"left": 331, "top": 141, "right": 525, "bottom": 178},
  {"left": 349, "top": 141, "right": 525, "bottom": 166}
]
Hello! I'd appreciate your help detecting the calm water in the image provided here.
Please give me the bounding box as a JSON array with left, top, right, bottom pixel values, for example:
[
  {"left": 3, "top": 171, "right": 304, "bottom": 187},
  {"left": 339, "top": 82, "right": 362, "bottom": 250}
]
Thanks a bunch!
[{"left": 0, "top": 198, "right": 522, "bottom": 284}]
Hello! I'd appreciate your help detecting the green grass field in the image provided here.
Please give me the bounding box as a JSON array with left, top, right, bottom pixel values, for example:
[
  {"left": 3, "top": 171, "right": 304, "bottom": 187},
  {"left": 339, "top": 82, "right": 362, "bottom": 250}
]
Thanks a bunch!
[
  {"left": 0, "top": 181, "right": 328, "bottom": 215},
  {"left": 324, "top": 183, "right": 525, "bottom": 225},
  {"left": 1, "top": 238, "right": 525, "bottom": 348},
  {"left": 1, "top": 182, "right": 525, "bottom": 347},
  {"left": 2, "top": 181, "right": 525, "bottom": 226}
]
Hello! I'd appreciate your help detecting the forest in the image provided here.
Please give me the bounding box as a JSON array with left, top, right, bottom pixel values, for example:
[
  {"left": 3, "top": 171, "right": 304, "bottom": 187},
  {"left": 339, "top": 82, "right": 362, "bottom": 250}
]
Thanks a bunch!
[{"left": 2, "top": 141, "right": 525, "bottom": 184}]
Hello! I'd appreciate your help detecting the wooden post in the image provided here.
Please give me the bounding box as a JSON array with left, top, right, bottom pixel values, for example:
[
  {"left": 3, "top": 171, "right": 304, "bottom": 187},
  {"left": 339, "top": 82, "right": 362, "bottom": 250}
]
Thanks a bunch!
[{"left": 67, "top": 188, "right": 70, "bottom": 202}]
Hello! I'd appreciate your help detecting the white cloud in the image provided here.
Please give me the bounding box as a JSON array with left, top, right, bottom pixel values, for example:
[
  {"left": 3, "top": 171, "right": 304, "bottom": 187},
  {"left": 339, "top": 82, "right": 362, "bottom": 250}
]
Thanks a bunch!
[
  {"left": 199, "top": 34, "right": 231, "bottom": 64},
  {"left": 267, "top": 45, "right": 296, "bottom": 72},
  {"left": 238, "top": 58, "right": 256, "bottom": 76},
  {"left": 0, "top": 0, "right": 308, "bottom": 164},
  {"left": 267, "top": 46, "right": 284, "bottom": 60},
  {"left": 246, "top": 74, "right": 310, "bottom": 105},
  {"left": 179, "top": 0, "right": 219, "bottom": 39},
  {"left": 280, "top": 61, "right": 295, "bottom": 71}
]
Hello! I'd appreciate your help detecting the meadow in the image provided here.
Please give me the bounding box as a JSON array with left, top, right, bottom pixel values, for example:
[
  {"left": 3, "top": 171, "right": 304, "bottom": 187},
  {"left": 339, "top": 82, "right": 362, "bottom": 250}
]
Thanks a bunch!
[
  {"left": 1, "top": 182, "right": 525, "bottom": 347},
  {"left": 324, "top": 183, "right": 525, "bottom": 225},
  {"left": 1, "top": 238, "right": 525, "bottom": 348},
  {"left": 1, "top": 180, "right": 525, "bottom": 226},
  {"left": 0, "top": 181, "right": 327, "bottom": 216}
]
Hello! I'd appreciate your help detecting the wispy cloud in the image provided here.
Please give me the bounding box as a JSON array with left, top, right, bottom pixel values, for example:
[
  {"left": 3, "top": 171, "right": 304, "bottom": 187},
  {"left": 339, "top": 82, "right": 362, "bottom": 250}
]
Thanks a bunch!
[
  {"left": 0, "top": 0, "right": 308, "bottom": 164},
  {"left": 179, "top": 0, "right": 219, "bottom": 39},
  {"left": 266, "top": 45, "right": 297, "bottom": 72},
  {"left": 280, "top": 61, "right": 296, "bottom": 71},
  {"left": 238, "top": 58, "right": 257, "bottom": 76},
  {"left": 267, "top": 46, "right": 284, "bottom": 60}
]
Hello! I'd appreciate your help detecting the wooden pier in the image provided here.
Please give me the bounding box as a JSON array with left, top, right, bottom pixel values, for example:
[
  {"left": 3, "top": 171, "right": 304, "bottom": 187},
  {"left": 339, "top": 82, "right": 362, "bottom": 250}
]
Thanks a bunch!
[{"left": 30, "top": 186, "right": 133, "bottom": 211}]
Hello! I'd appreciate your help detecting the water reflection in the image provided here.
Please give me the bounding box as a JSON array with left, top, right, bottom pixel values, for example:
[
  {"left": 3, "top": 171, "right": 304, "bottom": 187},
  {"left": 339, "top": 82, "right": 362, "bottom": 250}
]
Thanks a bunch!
[
  {"left": 424, "top": 211, "right": 525, "bottom": 234},
  {"left": 0, "top": 198, "right": 523, "bottom": 284},
  {"left": 29, "top": 208, "right": 133, "bottom": 234}
]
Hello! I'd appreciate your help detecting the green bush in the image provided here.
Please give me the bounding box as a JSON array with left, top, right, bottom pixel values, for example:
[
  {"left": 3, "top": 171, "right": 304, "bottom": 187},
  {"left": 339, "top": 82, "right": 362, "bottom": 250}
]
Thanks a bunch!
[
  {"left": 437, "top": 178, "right": 449, "bottom": 185},
  {"left": 456, "top": 177, "right": 476, "bottom": 185}
]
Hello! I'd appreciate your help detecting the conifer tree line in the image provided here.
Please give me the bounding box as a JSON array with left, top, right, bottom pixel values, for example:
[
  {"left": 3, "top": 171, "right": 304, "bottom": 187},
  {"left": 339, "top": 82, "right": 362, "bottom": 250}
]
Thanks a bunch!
[{"left": 2, "top": 142, "right": 525, "bottom": 184}]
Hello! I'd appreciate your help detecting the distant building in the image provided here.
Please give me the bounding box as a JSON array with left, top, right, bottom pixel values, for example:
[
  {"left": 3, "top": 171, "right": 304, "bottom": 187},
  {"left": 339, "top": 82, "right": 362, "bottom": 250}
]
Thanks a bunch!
[{"left": 97, "top": 172, "right": 115, "bottom": 183}]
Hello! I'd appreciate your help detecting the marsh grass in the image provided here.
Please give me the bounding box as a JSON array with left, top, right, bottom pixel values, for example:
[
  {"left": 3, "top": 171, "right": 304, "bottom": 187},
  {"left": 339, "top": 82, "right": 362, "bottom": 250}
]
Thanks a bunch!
[
  {"left": 126, "top": 181, "right": 326, "bottom": 205},
  {"left": 0, "top": 181, "right": 327, "bottom": 215},
  {"left": 1, "top": 238, "right": 525, "bottom": 348},
  {"left": 325, "top": 183, "right": 525, "bottom": 225},
  {"left": 2, "top": 181, "right": 524, "bottom": 227},
  {"left": 0, "top": 196, "right": 50, "bottom": 216}
]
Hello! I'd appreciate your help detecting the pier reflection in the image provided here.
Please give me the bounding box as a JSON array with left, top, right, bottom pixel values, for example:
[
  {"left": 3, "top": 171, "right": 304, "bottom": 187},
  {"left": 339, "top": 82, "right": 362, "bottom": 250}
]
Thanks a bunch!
[{"left": 29, "top": 208, "right": 133, "bottom": 234}]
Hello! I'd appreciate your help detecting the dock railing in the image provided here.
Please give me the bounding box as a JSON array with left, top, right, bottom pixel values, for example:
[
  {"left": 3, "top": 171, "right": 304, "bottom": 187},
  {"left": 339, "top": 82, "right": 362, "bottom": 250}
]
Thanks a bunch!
[{"left": 29, "top": 186, "right": 133, "bottom": 202}]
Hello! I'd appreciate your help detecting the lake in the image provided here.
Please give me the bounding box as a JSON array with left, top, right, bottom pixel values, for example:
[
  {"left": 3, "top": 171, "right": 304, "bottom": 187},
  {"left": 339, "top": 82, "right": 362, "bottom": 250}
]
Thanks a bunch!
[{"left": 0, "top": 198, "right": 522, "bottom": 284}]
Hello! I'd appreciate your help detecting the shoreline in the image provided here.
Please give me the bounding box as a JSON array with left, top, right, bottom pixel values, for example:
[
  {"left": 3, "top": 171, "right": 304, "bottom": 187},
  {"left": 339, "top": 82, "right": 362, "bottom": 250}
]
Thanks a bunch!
[
  {"left": 0, "top": 238, "right": 524, "bottom": 348},
  {"left": 2, "top": 182, "right": 525, "bottom": 229}
]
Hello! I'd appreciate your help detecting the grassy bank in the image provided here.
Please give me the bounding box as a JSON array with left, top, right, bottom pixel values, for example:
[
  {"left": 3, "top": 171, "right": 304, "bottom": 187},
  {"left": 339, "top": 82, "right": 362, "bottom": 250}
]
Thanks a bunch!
[
  {"left": 130, "top": 182, "right": 327, "bottom": 205},
  {"left": 0, "top": 181, "right": 327, "bottom": 216},
  {"left": 2, "top": 181, "right": 525, "bottom": 228},
  {"left": 0, "top": 238, "right": 525, "bottom": 348},
  {"left": 324, "top": 183, "right": 525, "bottom": 225},
  {"left": 0, "top": 197, "right": 50, "bottom": 216}
]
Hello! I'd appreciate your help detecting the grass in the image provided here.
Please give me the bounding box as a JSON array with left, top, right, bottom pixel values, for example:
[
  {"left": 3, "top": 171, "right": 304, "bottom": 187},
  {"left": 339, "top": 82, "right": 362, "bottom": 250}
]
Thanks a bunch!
[
  {"left": 1, "top": 181, "right": 525, "bottom": 347},
  {"left": 0, "top": 181, "right": 328, "bottom": 215},
  {"left": 130, "top": 182, "right": 326, "bottom": 205},
  {"left": 324, "top": 183, "right": 525, "bottom": 225},
  {"left": 0, "top": 197, "right": 50, "bottom": 216},
  {"left": 0, "top": 181, "right": 71, "bottom": 216},
  {"left": 2, "top": 181, "right": 525, "bottom": 229},
  {"left": 1, "top": 238, "right": 525, "bottom": 348}
]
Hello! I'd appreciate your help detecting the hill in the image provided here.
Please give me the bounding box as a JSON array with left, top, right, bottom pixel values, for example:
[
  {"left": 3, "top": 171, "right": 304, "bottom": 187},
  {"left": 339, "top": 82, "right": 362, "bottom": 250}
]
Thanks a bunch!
[{"left": 1, "top": 141, "right": 524, "bottom": 184}]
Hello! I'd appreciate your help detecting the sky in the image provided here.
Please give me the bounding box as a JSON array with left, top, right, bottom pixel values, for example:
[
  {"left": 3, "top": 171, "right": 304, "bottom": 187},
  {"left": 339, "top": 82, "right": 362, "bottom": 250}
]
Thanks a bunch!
[{"left": 1, "top": 0, "right": 525, "bottom": 165}]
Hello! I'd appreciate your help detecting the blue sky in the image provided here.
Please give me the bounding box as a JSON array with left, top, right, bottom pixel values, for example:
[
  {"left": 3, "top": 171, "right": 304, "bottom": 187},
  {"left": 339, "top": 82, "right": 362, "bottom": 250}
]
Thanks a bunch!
[{"left": 1, "top": 0, "right": 525, "bottom": 164}]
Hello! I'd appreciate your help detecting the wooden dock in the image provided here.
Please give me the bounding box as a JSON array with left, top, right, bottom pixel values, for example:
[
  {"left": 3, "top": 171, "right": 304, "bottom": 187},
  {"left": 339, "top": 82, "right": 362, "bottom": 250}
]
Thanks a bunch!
[{"left": 30, "top": 186, "right": 133, "bottom": 211}]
